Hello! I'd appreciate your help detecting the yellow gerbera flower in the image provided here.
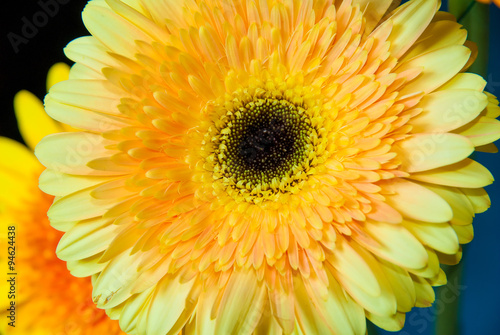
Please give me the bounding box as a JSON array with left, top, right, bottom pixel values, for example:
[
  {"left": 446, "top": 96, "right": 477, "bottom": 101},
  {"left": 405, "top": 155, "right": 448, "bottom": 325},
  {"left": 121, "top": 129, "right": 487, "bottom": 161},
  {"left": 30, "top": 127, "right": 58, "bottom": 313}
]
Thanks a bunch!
[
  {"left": 35, "top": 0, "right": 500, "bottom": 334},
  {"left": 0, "top": 64, "right": 124, "bottom": 335}
]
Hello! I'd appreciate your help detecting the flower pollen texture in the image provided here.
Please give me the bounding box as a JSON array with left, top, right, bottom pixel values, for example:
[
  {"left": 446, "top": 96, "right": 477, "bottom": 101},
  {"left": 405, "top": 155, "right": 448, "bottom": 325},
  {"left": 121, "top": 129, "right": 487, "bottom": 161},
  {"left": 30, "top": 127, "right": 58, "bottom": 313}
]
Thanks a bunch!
[{"left": 35, "top": 0, "right": 500, "bottom": 334}]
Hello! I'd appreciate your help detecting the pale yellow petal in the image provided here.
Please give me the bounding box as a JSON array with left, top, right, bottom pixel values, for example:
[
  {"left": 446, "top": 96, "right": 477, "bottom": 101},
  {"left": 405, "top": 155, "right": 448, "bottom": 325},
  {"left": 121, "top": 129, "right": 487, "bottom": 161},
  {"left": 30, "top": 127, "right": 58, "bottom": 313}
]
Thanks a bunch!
[
  {"left": 146, "top": 275, "right": 197, "bottom": 335},
  {"left": 294, "top": 272, "right": 365, "bottom": 334},
  {"left": 376, "top": 259, "right": 415, "bottom": 312},
  {"left": 48, "top": 186, "right": 117, "bottom": 222},
  {"left": 410, "top": 90, "right": 488, "bottom": 133},
  {"left": 327, "top": 236, "right": 381, "bottom": 296},
  {"left": 48, "top": 79, "right": 124, "bottom": 116},
  {"left": 383, "top": 179, "right": 453, "bottom": 223},
  {"left": 452, "top": 224, "right": 474, "bottom": 244},
  {"left": 67, "top": 252, "right": 107, "bottom": 278},
  {"left": 214, "top": 269, "right": 266, "bottom": 334},
  {"left": 39, "top": 169, "right": 112, "bottom": 197},
  {"left": 44, "top": 95, "right": 130, "bottom": 132},
  {"left": 56, "top": 217, "right": 123, "bottom": 261},
  {"left": 397, "top": 45, "right": 471, "bottom": 96},
  {"left": 35, "top": 132, "right": 119, "bottom": 176},
  {"left": 367, "top": 312, "right": 405, "bottom": 332},
  {"left": 454, "top": 116, "right": 500, "bottom": 147},
  {"left": 353, "top": 0, "right": 396, "bottom": 33},
  {"left": 383, "top": 0, "right": 439, "bottom": 58},
  {"left": 330, "top": 242, "right": 398, "bottom": 317},
  {"left": 411, "top": 275, "right": 435, "bottom": 307},
  {"left": 402, "top": 20, "right": 466, "bottom": 61},
  {"left": 394, "top": 133, "right": 474, "bottom": 173},
  {"left": 402, "top": 220, "right": 459, "bottom": 254},
  {"left": 409, "top": 158, "right": 494, "bottom": 188},
  {"left": 118, "top": 286, "right": 156, "bottom": 334},
  {"left": 82, "top": 1, "right": 154, "bottom": 58},
  {"left": 425, "top": 184, "right": 474, "bottom": 226},
  {"left": 361, "top": 221, "right": 428, "bottom": 269},
  {"left": 460, "top": 187, "right": 490, "bottom": 213},
  {"left": 438, "top": 73, "right": 486, "bottom": 91}
]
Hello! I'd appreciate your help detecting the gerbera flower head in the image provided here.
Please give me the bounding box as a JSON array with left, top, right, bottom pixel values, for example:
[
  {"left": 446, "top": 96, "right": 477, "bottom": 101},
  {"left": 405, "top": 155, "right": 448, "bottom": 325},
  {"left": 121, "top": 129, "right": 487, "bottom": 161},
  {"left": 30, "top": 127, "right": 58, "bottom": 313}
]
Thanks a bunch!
[
  {"left": 36, "top": 0, "right": 500, "bottom": 334},
  {"left": 0, "top": 64, "right": 124, "bottom": 335}
]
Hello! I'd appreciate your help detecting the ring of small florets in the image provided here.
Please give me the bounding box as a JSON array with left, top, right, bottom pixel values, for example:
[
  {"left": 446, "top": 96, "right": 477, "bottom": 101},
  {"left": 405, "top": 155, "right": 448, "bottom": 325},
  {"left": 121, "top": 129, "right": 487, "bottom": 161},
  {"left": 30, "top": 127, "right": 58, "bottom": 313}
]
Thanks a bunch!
[{"left": 200, "top": 82, "right": 332, "bottom": 205}]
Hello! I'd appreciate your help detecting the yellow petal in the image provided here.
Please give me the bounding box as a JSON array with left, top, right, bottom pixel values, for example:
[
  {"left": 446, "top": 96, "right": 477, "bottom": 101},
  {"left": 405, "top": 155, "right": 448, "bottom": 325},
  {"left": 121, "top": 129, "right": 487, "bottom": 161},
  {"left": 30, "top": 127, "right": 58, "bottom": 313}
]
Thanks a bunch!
[
  {"left": 452, "top": 224, "right": 474, "bottom": 244},
  {"left": 409, "top": 158, "right": 494, "bottom": 188},
  {"left": 48, "top": 186, "right": 116, "bottom": 222},
  {"left": 475, "top": 143, "right": 498, "bottom": 153},
  {"left": 66, "top": 252, "right": 107, "bottom": 278},
  {"left": 402, "top": 220, "right": 459, "bottom": 254},
  {"left": 460, "top": 187, "right": 490, "bottom": 213},
  {"left": 408, "top": 247, "right": 440, "bottom": 278},
  {"left": 352, "top": 0, "right": 396, "bottom": 33},
  {"left": 377, "top": 259, "right": 416, "bottom": 312},
  {"left": 384, "top": 0, "right": 439, "bottom": 58},
  {"left": 308, "top": 271, "right": 367, "bottom": 335},
  {"left": 394, "top": 133, "right": 474, "bottom": 173},
  {"left": 397, "top": 45, "right": 471, "bottom": 96},
  {"left": 44, "top": 95, "right": 130, "bottom": 132},
  {"left": 327, "top": 236, "right": 381, "bottom": 296},
  {"left": 46, "top": 62, "right": 70, "bottom": 91},
  {"left": 294, "top": 272, "right": 365, "bottom": 334},
  {"left": 118, "top": 286, "right": 155, "bottom": 334},
  {"left": 411, "top": 275, "right": 435, "bottom": 307},
  {"left": 439, "top": 73, "right": 486, "bottom": 91},
  {"left": 330, "top": 242, "right": 398, "bottom": 317},
  {"left": 195, "top": 290, "right": 217, "bottom": 335},
  {"left": 56, "top": 217, "right": 120, "bottom": 261},
  {"left": 214, "top": 269, "right": 266, "bottom": 334},
  {"left": 14, "top": 90, "right": 63, "bottom": 150},
  {"left": 39, "top": 169, "right": 112, "bottom": 197},
  {"left": 436, "top": 248, "right": 462, "bottom": 265},
  {"left": 383, "top": 179, "right": 453, "bottom": 223},
  {"left": 82, "top": 2, "right": 154, "bottom": 58},
  {"left": 146, "top": 275, "right": 197, "bottom": 335},
  {"left": 410, "top": 90, "right": 488, "bottom": 133},
  {"left": 64, "top": 36, "right": 122, "bottom": 74},
  {"left": 0, "top": 170, "right": 32, "bottom": 208},
  {"left": 35, "top": 132, "right": 118, "bottom": 176},
  {"left": 425, "top": 184, "right": 474, "bottom": 226},
  {"left": 49, "top": 79, "right": 124, "bottom": 116},
  {"left": 361, "top": 221, "right": 429, "bottom": 269},
  {"left": 0, "top": 137, "right": 40, "bottom": 177},
  {"left": 402, "top": 20, "right": 466, "bottom": 61},
  {"left": 455, "top": 116, "right": 500, "bottom": 147},
  {"left": 367, "top": 312, "right": 405, "bottom": 332}
]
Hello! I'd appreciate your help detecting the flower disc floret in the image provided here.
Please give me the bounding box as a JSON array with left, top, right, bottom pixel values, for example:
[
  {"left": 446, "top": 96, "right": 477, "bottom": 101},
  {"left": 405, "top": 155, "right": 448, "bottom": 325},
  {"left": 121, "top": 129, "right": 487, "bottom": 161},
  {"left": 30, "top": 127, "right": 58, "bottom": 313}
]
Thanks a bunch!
[{"left": 200, "top": 80, "right": 332, "bottom": 204}]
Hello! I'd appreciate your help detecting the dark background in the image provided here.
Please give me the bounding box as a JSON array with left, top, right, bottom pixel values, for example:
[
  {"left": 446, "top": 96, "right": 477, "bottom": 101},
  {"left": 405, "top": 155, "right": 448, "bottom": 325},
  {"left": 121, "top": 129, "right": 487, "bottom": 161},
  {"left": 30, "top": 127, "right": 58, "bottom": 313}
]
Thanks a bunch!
[{"left": 1, "top": 1, "right": 499, "bottom": 334}]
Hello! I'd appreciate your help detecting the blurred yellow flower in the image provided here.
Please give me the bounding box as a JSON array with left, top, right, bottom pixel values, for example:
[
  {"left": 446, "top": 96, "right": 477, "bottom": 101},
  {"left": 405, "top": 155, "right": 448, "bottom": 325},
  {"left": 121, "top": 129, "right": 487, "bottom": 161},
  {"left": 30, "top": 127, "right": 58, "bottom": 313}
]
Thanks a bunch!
[
  {"left": 476, "top": 0, "right": 500, "bottom": 8},
  {"left": 0, "top": 63, "right": 124, "bottom": 335},
  {"left": 35, "top": 0, "right": 500, "bottom": 334}
]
